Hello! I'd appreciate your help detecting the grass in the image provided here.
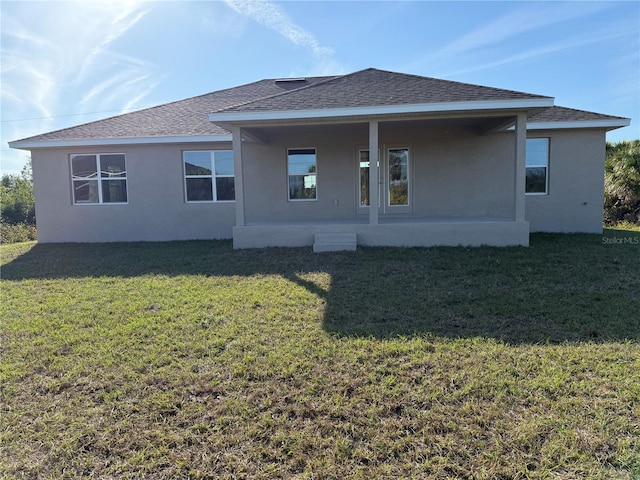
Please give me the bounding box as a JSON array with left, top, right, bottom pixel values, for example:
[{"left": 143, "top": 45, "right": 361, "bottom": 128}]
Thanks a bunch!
[{"left": 1, "top": 230, "right": 639, "bottom": 479}]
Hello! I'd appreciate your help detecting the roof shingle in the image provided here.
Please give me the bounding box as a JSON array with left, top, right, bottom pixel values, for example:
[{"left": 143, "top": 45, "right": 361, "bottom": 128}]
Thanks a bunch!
[
  {"left": 214, "top": 68, "right": 551, "bottom": 113},
  {"left": 529, "top": 105, "right": 629, "bottom": 123},
  {"left": 9, "top": 68, "right": 628, "bottom": 146},
  {"left": 14, "top": 76, "right": 335, "bottom": 143}
]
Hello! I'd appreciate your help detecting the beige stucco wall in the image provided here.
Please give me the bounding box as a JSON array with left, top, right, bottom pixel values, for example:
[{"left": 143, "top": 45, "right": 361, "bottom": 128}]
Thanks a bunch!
[
  {"left": 241, "top": 124, "right": 367, "bottom": 223},
  {"left": 241, "top": 123, "right": 516, "bottom": 224},
  {"left": 32, "top": 143, "right": 235, "bottom": 242},
  {"left": 525, "top": 129, "right": 606, "bottom": 233},
  {"left": 29, "top": 124, "right": 607, "bottom": 244},
  {"left": 412, "top": 128, "right": 515, "bottom": 219}
]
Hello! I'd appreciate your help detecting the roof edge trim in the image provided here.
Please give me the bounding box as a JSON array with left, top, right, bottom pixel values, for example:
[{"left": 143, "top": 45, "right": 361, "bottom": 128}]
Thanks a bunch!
[
  {"left": 208, "top": 98, "right": 555, "bottom": 123},
  {"left": 526, "top": 119, "right": 631, "bottom": 131},
  {"left": 8, "top": 134, "right": 233, "bottom": 150}
]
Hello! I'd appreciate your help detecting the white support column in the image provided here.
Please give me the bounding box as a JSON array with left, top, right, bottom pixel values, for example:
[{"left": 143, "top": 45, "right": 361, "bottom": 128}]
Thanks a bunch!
[
  {"left": 232, "top": 126, "right": 245, "bottom": 227},
  {"left": 514, "top": 113, "right": 527, "bottom": 221},
  {"left": 369, "top": 120, "right": 379, "bottom": 225}
]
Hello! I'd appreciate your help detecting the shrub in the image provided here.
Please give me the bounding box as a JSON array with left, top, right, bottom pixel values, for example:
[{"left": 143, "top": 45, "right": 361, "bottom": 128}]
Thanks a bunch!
[
  {"left": 1, "top": 222, "right": 37, "bottom": 244},
  {"left": 604, "top": 140, "right": 640, "bottom": 225},
  {"left": 1, "top": 159, "right": 37, "bottom": 243}
]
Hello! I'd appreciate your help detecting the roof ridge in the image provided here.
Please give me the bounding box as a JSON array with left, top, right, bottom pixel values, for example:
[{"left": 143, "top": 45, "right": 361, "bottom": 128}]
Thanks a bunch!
[
  {"left": 211, "top": 68, "right": 553, "bottom": 117},
  {"left": 210, "top": 69, "right": 379, "bottom": 114}
]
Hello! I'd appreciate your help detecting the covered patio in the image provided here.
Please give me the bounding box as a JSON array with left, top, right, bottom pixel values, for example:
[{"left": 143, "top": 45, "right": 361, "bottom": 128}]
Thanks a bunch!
[
  {"left": 202, "top": 69, "right": 556, "bottom": 250},
  {"left": 223, "top": 110, "right": 532, "bottom": 250}
]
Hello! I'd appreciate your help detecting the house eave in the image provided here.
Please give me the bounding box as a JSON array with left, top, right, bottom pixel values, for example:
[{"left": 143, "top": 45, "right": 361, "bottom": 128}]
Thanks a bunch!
[
  {"left": 208, "top": 98, "right": 555, "bottom": 124},
  {"left": 8, "top": 134, "right": 233, "bottom": 150},
  {"left": 526, "top": 119, "right": 631, "bottom": 131}
]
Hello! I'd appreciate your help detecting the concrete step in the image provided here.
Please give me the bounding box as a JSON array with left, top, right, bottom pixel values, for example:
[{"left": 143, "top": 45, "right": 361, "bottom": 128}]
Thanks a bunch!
[{"left": 313, "top": 232, "right": 357, "bottom": 253}]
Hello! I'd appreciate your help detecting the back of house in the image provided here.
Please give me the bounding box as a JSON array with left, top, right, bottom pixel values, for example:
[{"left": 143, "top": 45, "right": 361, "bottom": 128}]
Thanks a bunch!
[{"left": 9, "top": 68, "right": 630, "bottom": 248}]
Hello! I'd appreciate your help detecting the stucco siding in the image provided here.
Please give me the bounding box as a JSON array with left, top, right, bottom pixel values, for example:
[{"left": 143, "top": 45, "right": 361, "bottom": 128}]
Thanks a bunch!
[
  {"left": 411, "top": 128, "right": 515, "bottom": 219},
  {"left": 241, "top": 123, "right": 517, "bottom": 224},
  {"left": 525, "top": 129, "right": 605, "bottom": 233},
  {"left": 32, "top": 143, "right": 236, "bottom": 243},
  {"left": 242, "top": 124, "right": 366, "bottom": 224},
  {"left": 29, "top": 124, "right": 608, "bottom": 244}
]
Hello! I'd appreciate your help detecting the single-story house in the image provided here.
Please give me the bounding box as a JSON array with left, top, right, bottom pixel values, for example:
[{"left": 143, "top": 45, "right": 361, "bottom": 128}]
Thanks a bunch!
[{"left": 9, "top": 68, "right": 630, "bottom": 250}]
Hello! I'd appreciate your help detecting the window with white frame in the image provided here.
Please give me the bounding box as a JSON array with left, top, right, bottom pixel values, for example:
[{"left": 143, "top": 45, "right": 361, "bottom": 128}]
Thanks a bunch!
[
  {"left": 526, "top": 138, "right": 549, "bottom": 194},
  {"left": 288, "top": 148, "right": 317, "bottom": 200},
  {"left": 71, "top": 154, "right": 127, "bottom": 204},
  {"left": 183, "top": 150, "right": 235, "bottom": 202}
]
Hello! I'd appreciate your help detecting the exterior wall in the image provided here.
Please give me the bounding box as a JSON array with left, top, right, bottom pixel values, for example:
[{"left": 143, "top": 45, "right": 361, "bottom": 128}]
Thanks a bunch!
[
  {"left": 31, "top": 143, "right": 235, "bottom": 242},
  {"left": 411, "top": 128, "right": 515, "bottom": 219},
  {"left": 241, "top": 123, "right": 516, "bottom": 224},
  {"left": 29, "top": 123, "right": 606, "bottom": 244},
  {"left": 525, "top": 129, "right": 606, "bottom": 233},
  {"left": 242, "top": 124, "right": 367, "bottom": 223}
]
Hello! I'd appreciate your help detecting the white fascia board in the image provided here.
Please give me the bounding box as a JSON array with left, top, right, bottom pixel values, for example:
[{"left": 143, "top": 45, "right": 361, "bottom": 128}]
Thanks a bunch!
[
  {"left": 8, "top": 134, "right": 233, "bottom": 150},
  {"left": 526, "top": 119, "right": 631, "bottom": 130},
  {"left": 208, "top": 98, "right": 555, "bottom": 123}
]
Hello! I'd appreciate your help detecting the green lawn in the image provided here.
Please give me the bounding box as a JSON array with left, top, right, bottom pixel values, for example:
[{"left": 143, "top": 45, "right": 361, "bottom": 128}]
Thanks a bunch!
[{"left": 1, "top": 231, "right": 639, "bottom": 479}]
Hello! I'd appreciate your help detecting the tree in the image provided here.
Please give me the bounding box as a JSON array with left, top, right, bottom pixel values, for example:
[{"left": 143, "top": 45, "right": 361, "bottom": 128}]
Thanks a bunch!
[
  {"left": 604, "top": 140, "right": 640, "bottom": 225},
  {"left": 1, "top": 158, "right": 35, "bottom": 225}
]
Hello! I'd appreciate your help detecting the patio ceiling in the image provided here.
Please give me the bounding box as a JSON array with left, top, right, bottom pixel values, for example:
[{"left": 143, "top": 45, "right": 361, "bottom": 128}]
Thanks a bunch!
[{"left": 239, "top": 114, "right": 519, "bottom": 144}]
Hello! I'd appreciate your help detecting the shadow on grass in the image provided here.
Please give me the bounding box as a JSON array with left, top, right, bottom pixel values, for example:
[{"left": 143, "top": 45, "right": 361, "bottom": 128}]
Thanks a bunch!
[{"left": 2, "top": 232, "right": 639, "bottom": 344}]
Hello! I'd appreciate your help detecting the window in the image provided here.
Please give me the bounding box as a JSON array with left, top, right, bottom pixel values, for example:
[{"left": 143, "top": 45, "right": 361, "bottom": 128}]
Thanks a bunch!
[
  {"left": 526, "top": 138, "right": 549, "bottom": 194},
  {"left": 288, "top": 148, "right": 316, "bottom": 200},
  {"left": 71, "top": 154, "right": 127, "bottom": 204},
  {"left": 183, "top": 150, "right": 235, "bottom": 202}
]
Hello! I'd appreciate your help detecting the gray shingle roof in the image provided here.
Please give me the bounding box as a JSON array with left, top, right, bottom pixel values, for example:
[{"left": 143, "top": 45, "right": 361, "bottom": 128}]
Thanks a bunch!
[
  {"left": 214, "top": 68, "right": 551, "bottom": 113},
  {"left": 13, "top": 76, "right": 336, "bottom": 143},
  {"left": 10, "top": 68, "right": 628, "bottom": 145},
  {"left": 529, "top": 106, "right": 629, "bottom": 123}
]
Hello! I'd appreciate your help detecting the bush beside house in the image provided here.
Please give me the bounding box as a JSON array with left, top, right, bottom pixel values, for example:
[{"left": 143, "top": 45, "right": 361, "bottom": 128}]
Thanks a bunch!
[
  {"left": 604, "top": 140, "right": 640, "bottom": 226},
  {"left": 1, "top": 160, "right": 37, "bottom": 243}
]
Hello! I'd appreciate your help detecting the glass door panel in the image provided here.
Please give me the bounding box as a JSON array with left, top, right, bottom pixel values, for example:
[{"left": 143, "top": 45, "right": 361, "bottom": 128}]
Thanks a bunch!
[
  {"left": 359, "top": 150, "right": 370, "bottom": 207},
  {"left": 357, "top": 146, "right": 410, "bottom": 214},
  {"left": 388, "top": 148, "right": 409, "bottom": 206},
  {"left": 358, "top": 149, "right": 381, "bottom": 211}
]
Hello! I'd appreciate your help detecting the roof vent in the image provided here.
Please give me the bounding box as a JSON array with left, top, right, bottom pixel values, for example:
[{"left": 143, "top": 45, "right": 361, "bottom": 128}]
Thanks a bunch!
[{"left": 275, "top": 77, "right": 306, "bottom": 83}]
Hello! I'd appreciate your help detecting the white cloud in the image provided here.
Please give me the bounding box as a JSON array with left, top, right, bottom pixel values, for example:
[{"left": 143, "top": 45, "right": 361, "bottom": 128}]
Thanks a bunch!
[
  {"left": 77, "top": 2, "right": 152, "bottom": 84},
  {"left": 1, "top": 1, "right": 158, "bottom": 121},
  {"left": 403, "top": 2, "right": 615, "bottom": 77},
  {"left": 1, "top": 0, "right": 162, "bottom": 173},
  {"left": 225, "top": 0, "right": 334, "bottom": 57},
  {"left": 442, "top": 25, "right": 633, "bottom": 78},
  {"left": 438, "top": 2, "right": 611, "bottom": 59}
]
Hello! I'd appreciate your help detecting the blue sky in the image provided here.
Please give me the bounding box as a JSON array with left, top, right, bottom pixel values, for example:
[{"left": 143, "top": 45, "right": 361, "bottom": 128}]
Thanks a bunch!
[{"left": 1, "top": 0, "right": 638, "bottom": 175}]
